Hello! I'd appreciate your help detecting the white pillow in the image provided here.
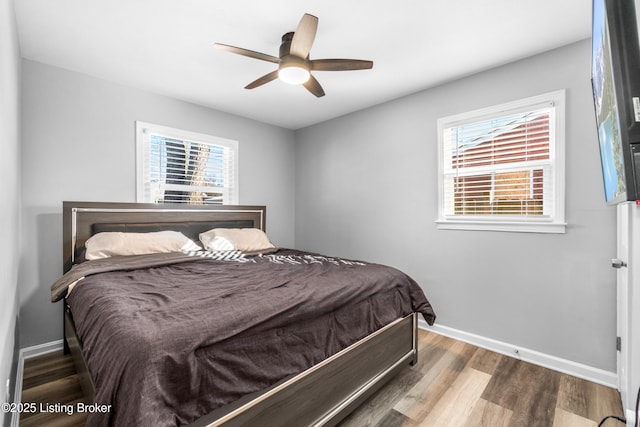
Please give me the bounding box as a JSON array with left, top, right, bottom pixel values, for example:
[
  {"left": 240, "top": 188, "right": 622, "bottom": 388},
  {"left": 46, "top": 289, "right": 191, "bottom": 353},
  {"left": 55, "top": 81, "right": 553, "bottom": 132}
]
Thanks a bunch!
[
  {"left": 199, "top": 228, "right": 275, "bottom": 253},
  {"left": 85, "top": 231, "right": 201, "bottom": 260}
]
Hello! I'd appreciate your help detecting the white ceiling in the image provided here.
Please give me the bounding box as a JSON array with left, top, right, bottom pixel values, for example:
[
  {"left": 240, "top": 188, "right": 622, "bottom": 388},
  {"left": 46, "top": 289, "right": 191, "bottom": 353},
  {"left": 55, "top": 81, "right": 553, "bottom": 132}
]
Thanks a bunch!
[{"left": 14, "top": 0, "right": 591, "bottom": 130}]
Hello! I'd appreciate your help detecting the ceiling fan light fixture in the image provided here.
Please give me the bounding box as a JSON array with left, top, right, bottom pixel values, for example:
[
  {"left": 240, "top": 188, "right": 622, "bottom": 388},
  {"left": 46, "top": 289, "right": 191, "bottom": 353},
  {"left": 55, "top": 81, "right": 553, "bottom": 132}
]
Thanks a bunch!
[
  {"left": 278, "top": 65, "right": 310, "bottom": 85},
  {"left": 215, "top": 13, "right": 372, "bottom": 97},
  {"left": 278, "top": 55, "right": 310, "bottom": 85}
]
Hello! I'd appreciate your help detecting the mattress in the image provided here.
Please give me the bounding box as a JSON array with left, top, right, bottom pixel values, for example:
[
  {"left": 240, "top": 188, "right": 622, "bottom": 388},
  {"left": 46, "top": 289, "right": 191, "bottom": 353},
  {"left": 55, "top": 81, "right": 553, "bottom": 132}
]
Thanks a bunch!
[{"left": 53, "top": 249, "right": 436, "bottom": 426}]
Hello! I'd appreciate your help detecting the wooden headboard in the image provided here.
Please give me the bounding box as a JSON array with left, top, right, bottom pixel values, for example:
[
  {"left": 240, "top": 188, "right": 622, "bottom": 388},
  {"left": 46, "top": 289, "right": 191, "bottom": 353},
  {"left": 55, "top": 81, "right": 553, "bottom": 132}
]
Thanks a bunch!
[{"left": 62, "top": 201, "right": 267, "bottom": 273}]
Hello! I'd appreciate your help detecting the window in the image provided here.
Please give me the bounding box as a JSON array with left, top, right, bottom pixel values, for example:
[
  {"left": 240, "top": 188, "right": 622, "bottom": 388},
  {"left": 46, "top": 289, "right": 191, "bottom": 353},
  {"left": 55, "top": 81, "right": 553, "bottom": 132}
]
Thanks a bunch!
[
  {"left": 437, "top": 91, "right": 566, "bottom": 233},
  {"left": 136, "top": 122, "right": 238, "bottom": 205}
]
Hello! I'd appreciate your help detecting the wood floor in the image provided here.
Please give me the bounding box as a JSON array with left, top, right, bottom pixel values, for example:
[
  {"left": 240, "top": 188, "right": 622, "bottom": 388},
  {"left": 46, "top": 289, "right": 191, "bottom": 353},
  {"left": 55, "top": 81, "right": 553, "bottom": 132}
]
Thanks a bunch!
[
  {"left": 338, "top": 330, "right": 624, "bottom": 427},
  {"left": 20, "top": 350, "right": 88, "bottom": 427},
  {"left": 19, "top": 329, "right": 624, "bottom": 427}
]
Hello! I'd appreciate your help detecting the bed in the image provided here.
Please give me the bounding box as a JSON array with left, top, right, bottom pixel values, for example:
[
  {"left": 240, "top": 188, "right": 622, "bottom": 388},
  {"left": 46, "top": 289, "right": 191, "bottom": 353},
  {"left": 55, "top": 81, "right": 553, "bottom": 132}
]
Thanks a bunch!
[{"left": 52, "top": 201, "right": 436, "bottom": 427}]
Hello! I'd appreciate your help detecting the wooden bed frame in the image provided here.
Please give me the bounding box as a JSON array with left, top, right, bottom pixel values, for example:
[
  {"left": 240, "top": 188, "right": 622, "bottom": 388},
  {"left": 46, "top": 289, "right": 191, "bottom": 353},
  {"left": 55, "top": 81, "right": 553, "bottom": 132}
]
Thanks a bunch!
[{"left": 61, "top": 201, "right": 419, "bottom": 427}]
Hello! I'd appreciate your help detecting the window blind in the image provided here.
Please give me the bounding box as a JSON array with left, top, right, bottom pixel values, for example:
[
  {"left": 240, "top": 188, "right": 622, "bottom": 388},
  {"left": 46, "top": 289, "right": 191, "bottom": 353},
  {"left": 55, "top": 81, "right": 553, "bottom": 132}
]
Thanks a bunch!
[
  {"left": 442, "top": 108, "right": 553, "bottom": 217},
  {"left": 137, "top": 122, "right": 238, "bottom": 205}
]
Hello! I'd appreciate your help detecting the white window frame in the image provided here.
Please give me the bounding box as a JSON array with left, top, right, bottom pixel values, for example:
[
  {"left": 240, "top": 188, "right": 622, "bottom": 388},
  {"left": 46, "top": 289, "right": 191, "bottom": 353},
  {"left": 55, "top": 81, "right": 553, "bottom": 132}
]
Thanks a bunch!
[
  {"left": 436, "top": 90, "right": 566, "bottom": 233},
  {"left": 135, "top": 121, "right": 239, "bottom": 205}
]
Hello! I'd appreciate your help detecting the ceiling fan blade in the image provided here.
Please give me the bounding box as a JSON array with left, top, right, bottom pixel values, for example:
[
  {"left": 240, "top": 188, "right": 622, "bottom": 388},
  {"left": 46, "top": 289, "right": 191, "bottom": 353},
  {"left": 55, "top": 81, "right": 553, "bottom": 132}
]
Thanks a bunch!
[
  {"left": 311, "top": 59, "right": 374, "bottom": 71},
  {"left": 245, "top": 70, "right": 280, "bottom": 89},
  {"left": 290, "top": 14, "right": 318, "bottom": 58},
  {"left": 303, "top": 74, "right": 325, "bottom": 98},
  {"left": 214, "top": 43, "right": 280, "bottom": 64}
]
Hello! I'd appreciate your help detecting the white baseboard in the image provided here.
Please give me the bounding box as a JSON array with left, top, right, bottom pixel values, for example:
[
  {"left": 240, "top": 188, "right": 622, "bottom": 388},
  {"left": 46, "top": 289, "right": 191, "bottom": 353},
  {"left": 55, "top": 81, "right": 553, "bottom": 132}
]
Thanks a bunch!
[
  {"left": 419, "top": 319, "right": 618, "bottom": 389},
  {"left": 11, "top": 340, "right": 64, "bottom": 427},
  {"left": 20, "top": 339, "right": 64, "bottom": 360}
]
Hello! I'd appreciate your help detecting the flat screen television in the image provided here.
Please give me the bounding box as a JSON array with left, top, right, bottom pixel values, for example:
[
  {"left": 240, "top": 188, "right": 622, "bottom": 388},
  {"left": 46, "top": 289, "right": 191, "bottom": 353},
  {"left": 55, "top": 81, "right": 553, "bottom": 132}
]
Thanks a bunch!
[{"left": 591, "top": 0, "right": 640, "bottom": 204}]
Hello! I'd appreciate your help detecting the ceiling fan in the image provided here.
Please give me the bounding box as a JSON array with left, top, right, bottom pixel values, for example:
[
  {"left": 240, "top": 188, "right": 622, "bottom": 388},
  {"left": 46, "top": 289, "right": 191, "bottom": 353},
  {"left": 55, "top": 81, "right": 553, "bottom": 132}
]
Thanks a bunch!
[{"left": 213, "top": 13, "right": 373, "bottom": 97}]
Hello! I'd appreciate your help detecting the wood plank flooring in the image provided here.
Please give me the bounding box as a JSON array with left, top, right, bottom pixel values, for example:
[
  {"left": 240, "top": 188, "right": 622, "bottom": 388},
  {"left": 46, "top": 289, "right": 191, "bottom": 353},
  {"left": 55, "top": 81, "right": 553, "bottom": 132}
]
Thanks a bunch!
[
  {"left": 19, "top": 329, "right": 624, "bottom": 426},
  {"left": 338, "top": 331, "right": 624, "bottom": 427},
  {"left": 20, "top": 351, "right": 88, "bottom": 427}
]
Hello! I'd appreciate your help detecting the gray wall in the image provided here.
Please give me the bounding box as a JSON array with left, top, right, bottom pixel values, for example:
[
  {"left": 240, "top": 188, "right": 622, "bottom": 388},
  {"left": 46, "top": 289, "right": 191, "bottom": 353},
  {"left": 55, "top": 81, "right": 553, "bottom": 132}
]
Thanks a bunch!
[
  {"left": 294, "top": 39, "right": 618, "bottom": 372},
  {"left": 0, "top": 0, "right": 21, "bottom": 416},
  {"left": 19, "top": 60, "right": 296, "bottom": 348}
]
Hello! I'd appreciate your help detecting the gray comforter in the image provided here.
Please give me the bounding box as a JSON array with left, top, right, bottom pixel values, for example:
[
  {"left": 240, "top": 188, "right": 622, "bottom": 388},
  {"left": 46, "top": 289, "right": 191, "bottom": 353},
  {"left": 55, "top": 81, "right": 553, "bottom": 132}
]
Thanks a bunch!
[{"left": 53, "top": 249, "right": 436, "bottom": 426}]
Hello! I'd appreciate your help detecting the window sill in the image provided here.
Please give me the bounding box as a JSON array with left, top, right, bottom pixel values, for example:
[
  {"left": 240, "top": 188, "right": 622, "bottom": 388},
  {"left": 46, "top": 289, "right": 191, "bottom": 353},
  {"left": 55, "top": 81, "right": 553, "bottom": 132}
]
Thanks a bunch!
[{"left": 435, "top": 219, "right": 567, "bottom": 234}]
